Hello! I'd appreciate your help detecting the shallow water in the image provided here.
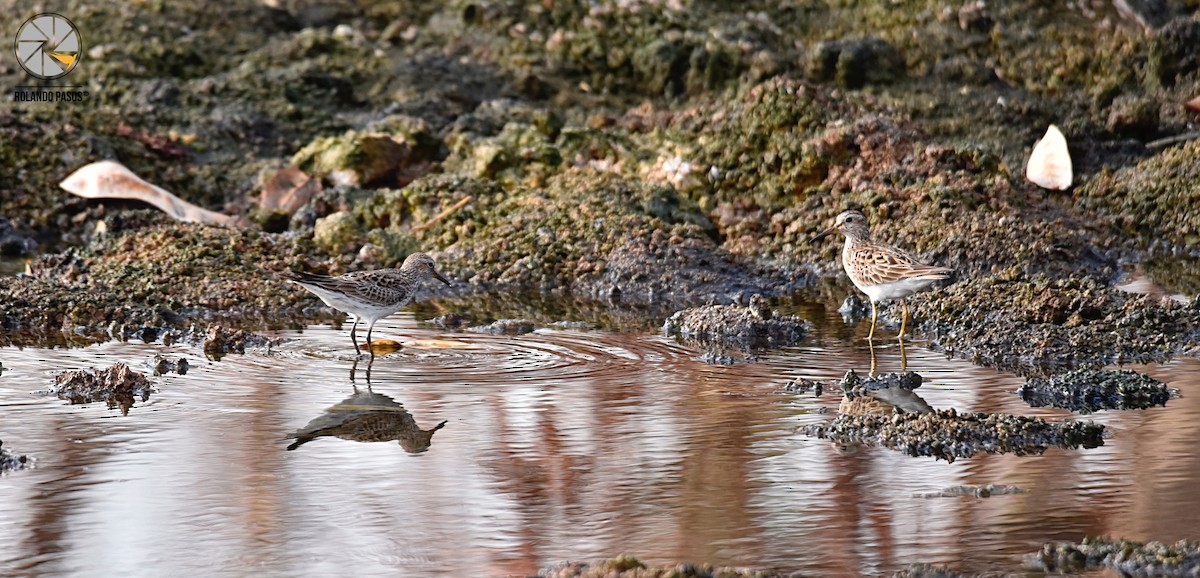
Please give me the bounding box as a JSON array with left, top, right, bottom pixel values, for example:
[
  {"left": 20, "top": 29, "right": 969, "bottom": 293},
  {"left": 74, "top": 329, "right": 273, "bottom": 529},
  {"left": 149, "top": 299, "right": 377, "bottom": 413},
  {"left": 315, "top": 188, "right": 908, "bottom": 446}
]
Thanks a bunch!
[{"left": 2, "top": 301, "right": 1199, "bottom": 577}]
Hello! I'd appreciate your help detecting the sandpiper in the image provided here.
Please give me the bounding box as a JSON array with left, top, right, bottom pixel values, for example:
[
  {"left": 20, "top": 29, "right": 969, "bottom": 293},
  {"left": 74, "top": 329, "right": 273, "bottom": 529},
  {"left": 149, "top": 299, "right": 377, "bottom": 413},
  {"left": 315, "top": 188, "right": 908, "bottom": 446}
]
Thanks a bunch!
[
  {"left": 283, "top": 252, "right": 451, "bottom": 356},
  {"left": 812, "top": 210, "right": 952, "bottom": 340}
]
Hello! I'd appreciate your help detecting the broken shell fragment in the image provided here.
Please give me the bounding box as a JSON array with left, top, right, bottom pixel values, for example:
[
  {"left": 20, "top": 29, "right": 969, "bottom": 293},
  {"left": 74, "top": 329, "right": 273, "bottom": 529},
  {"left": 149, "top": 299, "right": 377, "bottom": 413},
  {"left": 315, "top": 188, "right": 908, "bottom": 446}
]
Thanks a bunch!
[
  {"left": 60, "top": 160, "right": 235, "bottom": 227},
  {"left": 1025, "top": 124, "right": 1073, "bottom": 191}
]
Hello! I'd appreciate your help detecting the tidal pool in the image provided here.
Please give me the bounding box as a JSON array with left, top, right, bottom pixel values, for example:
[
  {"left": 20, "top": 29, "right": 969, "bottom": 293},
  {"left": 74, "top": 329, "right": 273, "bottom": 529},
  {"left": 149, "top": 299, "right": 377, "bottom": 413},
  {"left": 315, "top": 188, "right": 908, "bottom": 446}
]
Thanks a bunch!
[{"left": 1, "top": 302, "right": 1198, "bottom": 577}]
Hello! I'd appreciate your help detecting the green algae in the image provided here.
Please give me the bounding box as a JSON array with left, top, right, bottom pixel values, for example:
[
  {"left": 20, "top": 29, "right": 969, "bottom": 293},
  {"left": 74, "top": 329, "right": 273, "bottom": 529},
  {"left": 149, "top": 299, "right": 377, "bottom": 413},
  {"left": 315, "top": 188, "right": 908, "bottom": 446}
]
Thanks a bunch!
[
  {"left": 0, "top": 225, "right": 323, "bottom": 346},
  {"left": 1076, "top": 140, "right": 1200, "bottom": 248}
]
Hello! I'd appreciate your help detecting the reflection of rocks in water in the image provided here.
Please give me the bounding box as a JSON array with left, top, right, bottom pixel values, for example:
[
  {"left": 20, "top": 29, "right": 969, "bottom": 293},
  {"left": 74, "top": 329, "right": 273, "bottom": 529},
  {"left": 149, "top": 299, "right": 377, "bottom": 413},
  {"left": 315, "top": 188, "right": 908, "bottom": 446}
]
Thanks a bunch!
[
  {"left": 662, "top": 294, "right": 808, "bottom": 358},
  {"left": 1017, "top": 367, "right": 1176, "bottom": 413},
  {"left": 540, "top": 555, "right": 778, "bottom": 578},
  {"left": 917, "top": 484, "right": 1025, "bottom": 499},
  {"left": 286, "top": 389, "right": 447, "bottom": 453},
  {"left": 1028, "top": 537, "right": 1200, "bottom": 576},
  {"left": 799, "top": 408, "right": 1105, "bottom": 463},
  {"left": 1, "top": 439, "right": 35, "bottom": 473},
  {"left": 50, "top": 362, "right": 154, "bottom": 415}
]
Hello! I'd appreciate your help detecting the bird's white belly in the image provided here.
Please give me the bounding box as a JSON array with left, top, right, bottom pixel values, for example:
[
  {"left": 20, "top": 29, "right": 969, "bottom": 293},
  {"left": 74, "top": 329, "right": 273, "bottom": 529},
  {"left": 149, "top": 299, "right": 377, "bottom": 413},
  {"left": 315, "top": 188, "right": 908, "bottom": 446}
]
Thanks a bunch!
[
  {"left": 854, "top": 276, "right": 939, "bottom": 303},
  {"left": 304, "top": 284, "right": 404, "bottom": 323}
]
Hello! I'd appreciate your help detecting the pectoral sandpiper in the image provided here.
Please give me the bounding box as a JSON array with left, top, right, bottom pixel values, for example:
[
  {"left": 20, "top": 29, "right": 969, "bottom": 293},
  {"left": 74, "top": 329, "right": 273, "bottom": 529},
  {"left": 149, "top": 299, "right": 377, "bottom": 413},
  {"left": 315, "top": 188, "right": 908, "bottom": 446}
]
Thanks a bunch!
[
  {"left": 812, "top": 210, "right": 952, "bottom": 340},
  {"left": 283, "top": 252, "right": 451, "bottom": 356}
]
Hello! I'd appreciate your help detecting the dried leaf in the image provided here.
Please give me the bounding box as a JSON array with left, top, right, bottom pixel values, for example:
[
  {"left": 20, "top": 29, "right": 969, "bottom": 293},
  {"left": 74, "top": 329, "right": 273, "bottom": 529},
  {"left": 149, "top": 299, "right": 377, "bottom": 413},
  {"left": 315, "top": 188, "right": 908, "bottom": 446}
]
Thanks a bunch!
[{"left": 261, "top": 166, "right": 320, "bottom": 215}]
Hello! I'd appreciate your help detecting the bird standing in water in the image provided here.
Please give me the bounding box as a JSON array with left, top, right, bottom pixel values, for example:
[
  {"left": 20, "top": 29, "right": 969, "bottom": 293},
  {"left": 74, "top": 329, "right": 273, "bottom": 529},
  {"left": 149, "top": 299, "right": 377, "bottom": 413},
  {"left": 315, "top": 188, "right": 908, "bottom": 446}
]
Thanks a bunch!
[
  {"left": 812, "top": 210, "right": 952, "bottom": 340},
  {"left": 283, "top": 252, "right": 451, "bottom": 357}
]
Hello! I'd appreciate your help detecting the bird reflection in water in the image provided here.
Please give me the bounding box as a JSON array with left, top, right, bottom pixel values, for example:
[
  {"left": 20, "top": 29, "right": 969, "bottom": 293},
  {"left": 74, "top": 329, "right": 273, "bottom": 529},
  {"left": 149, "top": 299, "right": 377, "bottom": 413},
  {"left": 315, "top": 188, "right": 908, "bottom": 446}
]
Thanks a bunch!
[{"left": 285, "top": 382, "right": 447, "bottom": 453}]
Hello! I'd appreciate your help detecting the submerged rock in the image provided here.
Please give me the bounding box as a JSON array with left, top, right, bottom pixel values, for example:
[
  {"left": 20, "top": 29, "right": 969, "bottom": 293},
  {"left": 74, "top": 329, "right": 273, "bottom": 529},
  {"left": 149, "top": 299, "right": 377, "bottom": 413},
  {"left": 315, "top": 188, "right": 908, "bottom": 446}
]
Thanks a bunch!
[
  {"left": 890, "top": 565, "right": 980, "bottom": 578},
  {"left": 662, "top": 294, "right": 808, "bottom": 351},
  {"left": 799, "top": 409, "right": 1105, "bottom": 463},
  {"left": 151, "top": 355, "right": 190, "bottom": 376},
  {"left": 540, "top": 555, "right": 780, "bottom": 578},
  {"left": 1028, "top": 536, "right": 1200, "bottom": 576},
  {"left": 466, "top": 318, "right": 538, "bottom": 335},
  {"left": 917, "top": 484, "right": 1026, "bottom": 499},
  {"left": 0, "top": 439, "right": 34, "bottom": 473},
  {"left": 1017, "top": 368, "right": 1175, "bottom": 413},
  {"left": 202, "top": 324, "right": 274, "bottom": 359},
  {"left": 51, "top": 362, "right": 154, "bottom": 415}
]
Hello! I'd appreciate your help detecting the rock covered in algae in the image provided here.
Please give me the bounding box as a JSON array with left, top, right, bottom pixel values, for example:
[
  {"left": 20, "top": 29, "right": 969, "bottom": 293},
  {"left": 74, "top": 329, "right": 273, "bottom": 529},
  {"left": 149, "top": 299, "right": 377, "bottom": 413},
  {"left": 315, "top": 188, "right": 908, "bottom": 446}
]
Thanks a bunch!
[
  {"left": 662, "top": 294, "right": 808, "bottom": 350},
  {"left": 914, "top": 270, "right": 1200, "bottom": 376},
  {"left": 1028, "top": 536, "right": 1200, "bottom": 576},
  {"left": 51, "top": 362, "right": 154, "bottom": 415},
  {"left": 1017, "top": 367, "right": 1175, "bottom": 413},
  {"left": 540, "top": 555, "right": 780, "bottom": 578},
  {"left": 799, "top": 409, "right": 1105, "bottom": 463}
]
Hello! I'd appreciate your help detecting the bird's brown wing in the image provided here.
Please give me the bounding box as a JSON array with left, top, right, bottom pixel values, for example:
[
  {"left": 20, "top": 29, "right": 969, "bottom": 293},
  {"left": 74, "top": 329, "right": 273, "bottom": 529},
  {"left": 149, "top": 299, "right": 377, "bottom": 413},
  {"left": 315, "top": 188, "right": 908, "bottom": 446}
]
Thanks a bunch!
[
  {"left": 339, "top": 269, "right": 413, "bottom": 305},
  {"left": 284, "top": 269, "right": 411, "bottom": 306},
  {"left": 847, "top": 242, "right": 953, "bottom": 287}
]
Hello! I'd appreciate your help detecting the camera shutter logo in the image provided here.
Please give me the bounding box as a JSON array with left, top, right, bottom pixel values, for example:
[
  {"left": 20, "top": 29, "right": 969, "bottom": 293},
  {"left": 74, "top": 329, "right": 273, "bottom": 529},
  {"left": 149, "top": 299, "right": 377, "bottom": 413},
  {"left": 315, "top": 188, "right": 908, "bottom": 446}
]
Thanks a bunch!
[{"left": 14, "top": 13, "right": 82, "bottom": 80}]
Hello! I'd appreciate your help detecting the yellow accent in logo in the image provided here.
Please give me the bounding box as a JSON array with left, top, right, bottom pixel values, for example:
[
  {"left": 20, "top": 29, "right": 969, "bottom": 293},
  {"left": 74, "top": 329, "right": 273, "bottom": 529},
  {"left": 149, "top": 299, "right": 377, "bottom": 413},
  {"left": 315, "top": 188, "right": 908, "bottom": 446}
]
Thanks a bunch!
[{"left": 50, "top": 52, "right": 77, "bottom": 66}]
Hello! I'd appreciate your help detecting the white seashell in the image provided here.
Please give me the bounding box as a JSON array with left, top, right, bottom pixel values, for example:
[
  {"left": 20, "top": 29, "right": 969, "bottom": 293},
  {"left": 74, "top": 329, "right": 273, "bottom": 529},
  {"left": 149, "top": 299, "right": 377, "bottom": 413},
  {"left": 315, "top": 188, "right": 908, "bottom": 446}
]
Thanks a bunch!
[
  {"left": 1025, "top": 124, "right": 1073, "bottom": 190},
  {"left": 60, "top": 160, "right": 235, "bottom": 226}
]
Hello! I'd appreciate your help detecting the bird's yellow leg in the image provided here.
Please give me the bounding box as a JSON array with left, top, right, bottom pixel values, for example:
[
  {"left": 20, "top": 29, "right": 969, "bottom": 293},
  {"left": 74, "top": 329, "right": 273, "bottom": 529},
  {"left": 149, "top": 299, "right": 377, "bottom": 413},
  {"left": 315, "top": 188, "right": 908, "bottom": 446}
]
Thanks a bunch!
[
  {"left": 899, "top": 335, "right": 908, "bottom": 371},
  {"left": 899, "top": 300, "right": 909, "bottom": 339},
  {"left": 868, "top": 301, "right": 878, "bottom": 341}
]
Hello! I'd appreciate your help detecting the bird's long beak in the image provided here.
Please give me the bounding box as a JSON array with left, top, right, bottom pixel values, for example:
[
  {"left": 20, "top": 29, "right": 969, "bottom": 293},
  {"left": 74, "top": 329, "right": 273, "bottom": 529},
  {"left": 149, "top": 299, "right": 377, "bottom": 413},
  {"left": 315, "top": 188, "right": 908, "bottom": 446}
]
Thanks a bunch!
[
  {"left": 811, "top": 225, "right": 837, "bottom": 243},
  {"left": 433, "top": 270, "right": 452, "bottom": 286}
]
